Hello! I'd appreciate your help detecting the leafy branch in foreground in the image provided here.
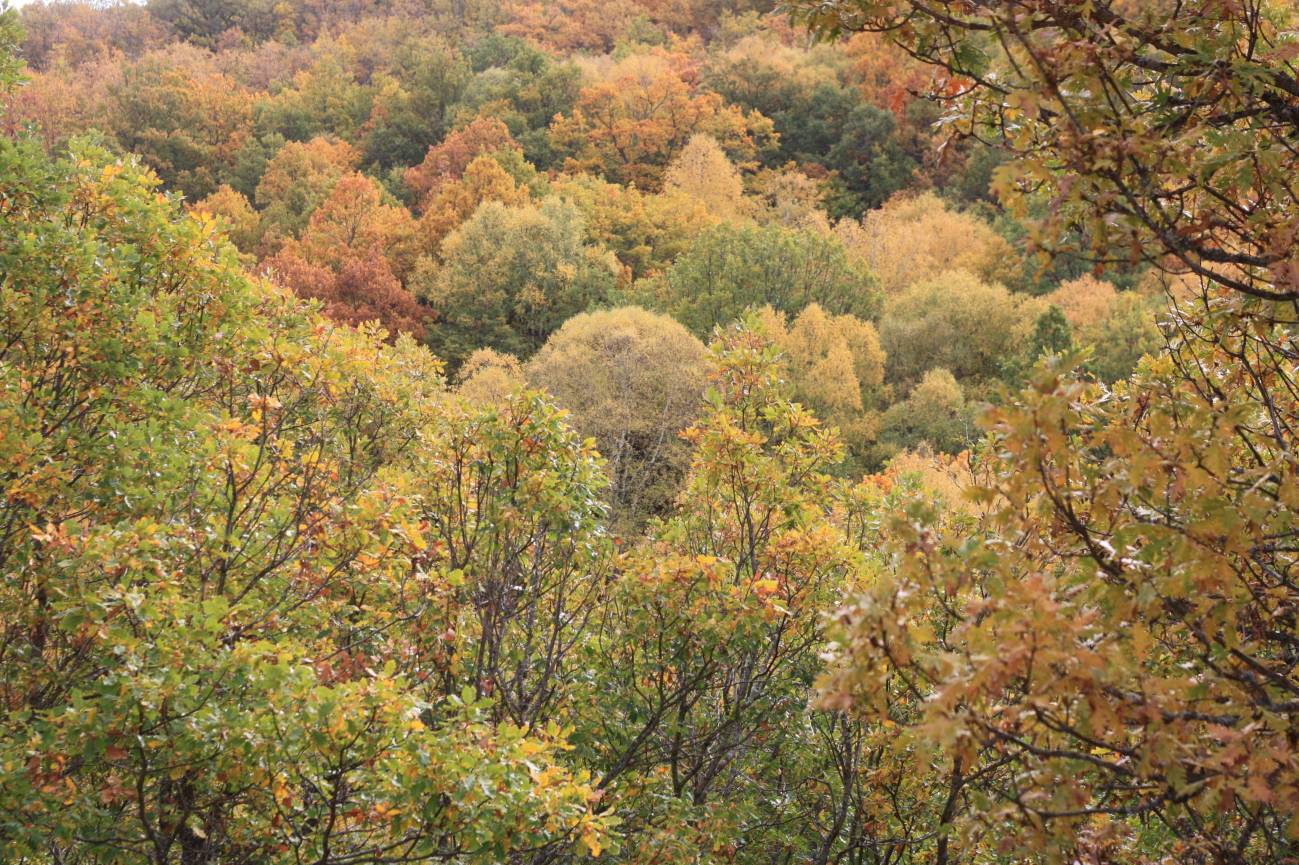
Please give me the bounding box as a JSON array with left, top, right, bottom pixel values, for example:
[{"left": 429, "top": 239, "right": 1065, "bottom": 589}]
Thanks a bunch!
[
  {"left": 783, "top": 2, "right": 1299, "bottom": 862},
  {"left": 789, "top": 0, "right": 1299, "bottom": 301},
  {"left": 0, "top": 137, "right": 614, "bottom": 865}
]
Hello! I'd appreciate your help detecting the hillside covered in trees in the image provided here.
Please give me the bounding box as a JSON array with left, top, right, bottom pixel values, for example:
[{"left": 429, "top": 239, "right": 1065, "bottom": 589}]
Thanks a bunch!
[
  {"left": 1, "top": 1, "right": 1297, "bottom": 864},
  {"left": 4, "top": 0, "right": 1171, "bottom": 505}
]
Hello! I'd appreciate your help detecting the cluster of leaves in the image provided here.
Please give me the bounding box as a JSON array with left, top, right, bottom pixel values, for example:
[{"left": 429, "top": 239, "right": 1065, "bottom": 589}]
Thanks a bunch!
[
  {"left": 785, "top": 1, "right": 1299, "bottom": 862},
  {"left": 822, "top": 288, "right": 1299, "bottom": 864},
  {"left": 0, "top": 137, "right": 617, "bottom": 864},
  {"left": 791, "top": 0, "right": 1299, "bottom": 301}
]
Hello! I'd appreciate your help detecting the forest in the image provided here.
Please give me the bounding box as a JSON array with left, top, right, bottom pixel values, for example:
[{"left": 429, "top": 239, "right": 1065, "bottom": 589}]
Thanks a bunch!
[{"left": 0, "top": 0, "right": 1295, "bottom": 863}]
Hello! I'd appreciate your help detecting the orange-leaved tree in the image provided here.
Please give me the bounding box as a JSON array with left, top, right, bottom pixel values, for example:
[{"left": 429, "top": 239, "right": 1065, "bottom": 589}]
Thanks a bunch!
[{"left": 550, "top": 50, "right": 775, "bottom": 190}]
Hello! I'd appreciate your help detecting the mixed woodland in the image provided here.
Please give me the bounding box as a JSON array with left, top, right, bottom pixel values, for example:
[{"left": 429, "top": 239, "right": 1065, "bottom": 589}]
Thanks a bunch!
[{"left": 0, "top": 1, "right": 1296, "bottom": 864}]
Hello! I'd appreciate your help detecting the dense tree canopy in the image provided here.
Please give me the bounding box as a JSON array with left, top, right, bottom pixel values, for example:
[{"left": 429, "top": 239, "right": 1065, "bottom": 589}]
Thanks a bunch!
[
  {"left": 835, "top": 191, "right": 1017, "bottom": 295},
  {"left": 456, "top": 36, "right": 581, "bottom": 169},
  {"left": 0, "top": 135, "right": 612, "bottom": 865},
  {"left": 403, "top": 115, "right": 518, "bottom": 208},
  {"left": 8, "top": 2, "right": 1272, "bottom": 863},
  {"left": 254, "top": 136, "right": 360, "bottom": 241},
  {"left": 550, "top": 174, "right": 709, "bottom": 281},
  {"left": 8, "top": 0, "right": 1122, "bottom": 414},
  {"left": 876, "top": 366, "right": 970, "bottom": 456},
  {"left": 551, "top": 50, "right": 775, "bottom": 190},
  {"left": 760, "top": 303, "right": 886, "bottom": 472},
  {"left": 107, "top": 51, "right": 251, "bottom": 199},
  {"left": 879, "top": 269, "right": 1041, "bottom": 389}
]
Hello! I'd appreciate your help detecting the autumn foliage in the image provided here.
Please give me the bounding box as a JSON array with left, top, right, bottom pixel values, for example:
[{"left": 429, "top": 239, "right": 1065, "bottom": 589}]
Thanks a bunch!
[
  {"left": 0, "top": 137, "right": 611, "bottom": 864},
  {"left": 7, "top": 1, "right": 1283, "bottom": 863},
  {"left": 792, "top": 1, "right": 1299, "bottom": 861}
]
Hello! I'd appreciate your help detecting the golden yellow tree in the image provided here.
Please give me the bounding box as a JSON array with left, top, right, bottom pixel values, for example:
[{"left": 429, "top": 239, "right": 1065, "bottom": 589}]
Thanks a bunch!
[
  {"left": 662, "top": 133, "right": 748, "bottom": 222},
  {"left": 190, "top": 184, "right": 262, "bottom": 255},
  {"left": 760, "top": 303, "right": 886, "bottom": 471},
  {"left": 525, "top": 306, "right": 709, "bottom": 529},
  {"left": 835, "top": 192, "right": 1016, "bottom": 294}
]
